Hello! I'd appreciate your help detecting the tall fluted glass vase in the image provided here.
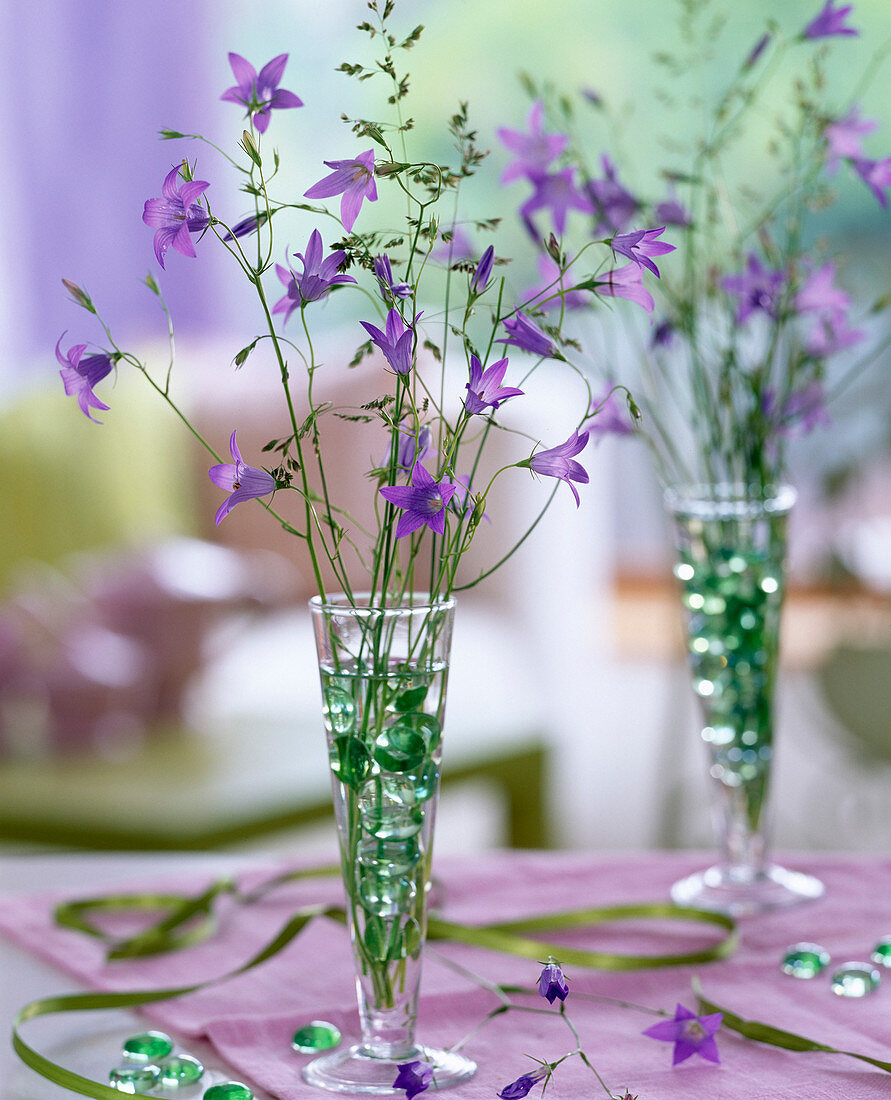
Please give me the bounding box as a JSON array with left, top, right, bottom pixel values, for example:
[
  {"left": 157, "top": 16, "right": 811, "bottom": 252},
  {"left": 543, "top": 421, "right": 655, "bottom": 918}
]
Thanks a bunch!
[
  {"left": 304, "top": 594, "right": 476, "bottom": 1094},
  {"left": 666, "top": 484, "right": 824, "bottom": 917}
]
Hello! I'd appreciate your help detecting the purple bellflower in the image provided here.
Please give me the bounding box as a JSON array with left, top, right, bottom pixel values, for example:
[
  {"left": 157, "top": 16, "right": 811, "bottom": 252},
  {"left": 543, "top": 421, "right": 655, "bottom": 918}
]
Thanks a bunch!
[
  {"left": 652, "top": 318, "right": 676, "bottom": 347},
  {"left": 56, "top": 334, "right": 113, "bottom": 423},
  {"left": 520, "top": 430, "right": 590, "bottom": 507},
  {"left": 470, "top": 244, "right": 495, "bottom": 294},
  {"left": 610, "top": 226, "right": 675, "bottom": 278},
  {"left": 721, "top": 253, "right": 785, "bottom": 324},
  {"left": 643, "top": 1003, "right": 723, "bottom": 1065},
  {"left": 520, "top": 168, "right": 593, "bottom": 237},
  {"left": 464, "top": 355, "right": 524, "bottom": 415},
  {"left": 765, "top": 382, "right": 832, "bottom": 437},
  {"left": 744, "top": 32, "right": 772, "bottom": 69},
  {"left": 851, "top": 156, "right": 891, "bottom": 207},
  {"left": 446, "top": 473, "right": 487, "bottom": 520},
  {"left": 537, "top": 960, "right": 569, "bottom": 1003},
  {"left": 432, "top": 225, "right": 475, "bottom": 264},
  {"left": 220, "top": 53, "right": 303, "bottom": 134},
  {"left": 803, "top": 0, "right": 858, "bottom": 39},
  {"left": 208, "top": 431, "right": 276, "bottom": 525},
  {"left": 586, "top": 155, "right": 639, "bottom": 235},
  {"left": 497, "top": 101, "right": 568, "bottom": 184},
  {"left": 361, "top": 308, "right": 419, "bottom": 375},
  {"left": 392, "top": 1061, "right": 434, "bottom": 1100},
  {"left": 221, "top": 212, "right": 266, "bottom": 241},
  {"left": 379, "top": 462, "right": 457, "bottom": 539},
  {"left": 525, "top": 254, "right": 588, "bottom": 312},
  {"left": 393, "top": 425, "right": 432, "bottom": 476},
  {"left": 655, "top": 195, "right": 691, "bottom": 227},
  {"left": 497, "top": 1066, "right": 549, "bottom": 1100},
  {"left": 304, "top": 149, "right": 377, "bottom": 233},
  {"left": 273, "top": 229, "right": 357, "bottom": 322},
  {"left": 592, "top": 263, "right": 655, "bottom": 314},
  {"left": 824, "top": 106, "right": 877, "bottom": 172},
  {"left": 374, "top": 254, "right": 413, "bottom": 303},
  {"left": 497, "top": 312, "right": 558, "bottom": 357},
  {"left": 142, "top": 164, "right": 210, "bottom": 269},
  {"left": 586, "top": 386, "right": 636, "bottom": 440}
]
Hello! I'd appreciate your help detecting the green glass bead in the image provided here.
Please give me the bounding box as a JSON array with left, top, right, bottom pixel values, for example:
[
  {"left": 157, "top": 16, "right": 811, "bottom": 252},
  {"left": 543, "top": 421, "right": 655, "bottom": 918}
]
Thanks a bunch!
[
  {"left": 373, "top": 726, "right": 427, "bottom": 772},
  {"left": 203, "top": 1085, "right": 253, "bottom": 1100},
  {"left": 871, "top": 937, "right": 891, "bottom": 967},
  {"left": 330, "top": 735, "right": 371, "bottom": 788},
  {"left": 780, "top": 943, "right": 830, "bottom": 978},
  {"left": 122, "top": 1031, "right": 174, "bottom": 1062},
  {"left": 323, "top": 686, "right": 355, "bottom": 733},
  {"left": 830, "top": 963, "right": 881, "bottom": 998},
  {"left": 109, "top": 1064, "right": 160, "bottom": 1094},
  {"left": 158, "top": 1054, "right": 205, "bottom": 1087},
  {"left": 291, "top": 1021, "right": 342, "bottom": 1053}
]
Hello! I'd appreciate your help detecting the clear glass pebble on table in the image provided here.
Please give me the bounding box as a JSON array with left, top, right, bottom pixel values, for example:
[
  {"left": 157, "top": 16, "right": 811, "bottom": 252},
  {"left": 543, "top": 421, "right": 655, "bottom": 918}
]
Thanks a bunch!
[
  {"left": 109, "top": 1063, "right": 161, "bottom": 1093},
  {"left": 203, "top": 1085, "right": 253, "bottom": 1100},
  {"left": 780, "top": 942, "right": 830, "bottom": 978},
  {"left": 122, "top": 1031, "right": 175, "bottom": 1062},
  {"left": 292, "top": 1021, "right": 342, "bottom": 1053},
  {"left": 157, "top": 1053, "right": 205, "bottom": 1087},
  {"left": 830, "top": 963, "right": 882, "bottom": 997},
  {"left": 871, "top": 936, "right": 891, "bottom": 967}
]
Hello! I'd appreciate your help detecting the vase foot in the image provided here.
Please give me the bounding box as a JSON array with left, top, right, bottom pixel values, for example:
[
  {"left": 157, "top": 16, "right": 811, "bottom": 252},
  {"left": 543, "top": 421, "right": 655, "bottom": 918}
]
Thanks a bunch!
[
  {"left": 302, "top": 1044, "right": 476, "bottom": 1095},
  {"left": 670, "top": 862, "right": 824, "bottom": 917}
]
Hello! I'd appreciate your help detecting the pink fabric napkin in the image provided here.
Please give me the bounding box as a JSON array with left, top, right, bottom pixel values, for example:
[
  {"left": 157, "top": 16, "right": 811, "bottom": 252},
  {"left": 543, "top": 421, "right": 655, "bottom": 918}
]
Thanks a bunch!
[{"left": 1, "top": 851, "right": 890, "bottom": 1099}]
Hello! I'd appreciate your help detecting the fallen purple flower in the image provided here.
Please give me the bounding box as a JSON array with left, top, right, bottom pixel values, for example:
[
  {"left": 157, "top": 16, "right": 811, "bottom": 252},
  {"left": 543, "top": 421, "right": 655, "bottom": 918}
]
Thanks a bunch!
[
  {"left": 538, "top": 960, "right": 569, "bottom": 1003},
  {"left": 610, "top": 226, "right": 675, "bottom": 278},
  {"left": 360, "top": 308, "right": 419, "bottom": 375},
  {"left": 497, "top": 312, "right": 558, "bottom": 357},
  {"left": 803, "top": 0, "right": 858, "bottom": 39},
  {"left": 497, "top": 1066, "right": 549, "bottom": 1100},
  {"left": 464, "top": 355, "right": 524, "bottom": 415},
  {"left": 56, "top": 334, "right": 113, "bottom": 424},
  {"left": 304, "top": 149, "right": 378, "bottom": 232},
  {"left": 208, "top": 430, "right": 276, "bottom": 525},
  {"left": 379, "top": 462, "right": 457, "bottom": 538},
  {"left": 273, "top": 229, "right": 357, "bottom": 321},
  {"left": 392, "top": 1061, "right": 434, "bottom": 1100},
  {"left": 642, "top": 1003, "right": 723, "bottom": 1066},
  {"left": 520, "top": 430, "right": 590, "bottom": 507},
  {"left": 497, "top": 101, "right": 568, "bottom": 184},
  {"left": 220, "top": 52, "right": 303, "bottom": 134},
  {"left": 142, "top": 163, "right": 210, "bottom": 269}
]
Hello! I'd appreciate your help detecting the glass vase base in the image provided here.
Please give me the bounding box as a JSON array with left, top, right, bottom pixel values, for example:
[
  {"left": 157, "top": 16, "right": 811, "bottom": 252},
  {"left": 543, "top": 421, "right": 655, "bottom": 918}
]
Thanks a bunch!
[
  {"left": 302, "top": 1044, "right": 477, "bottom": 1095},
  {"left": 670, "top": 862, "right": 824, "bottom": 917}
]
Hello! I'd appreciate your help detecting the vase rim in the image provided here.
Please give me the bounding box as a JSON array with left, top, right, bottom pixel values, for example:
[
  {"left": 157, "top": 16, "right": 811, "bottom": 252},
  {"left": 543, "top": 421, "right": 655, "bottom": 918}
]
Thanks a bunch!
[
  {"left": 664, "top": 481, "right": 796, "bottom": 516},
  {"left": 309, "top": 591, "right": 456, "bottom": 614}
]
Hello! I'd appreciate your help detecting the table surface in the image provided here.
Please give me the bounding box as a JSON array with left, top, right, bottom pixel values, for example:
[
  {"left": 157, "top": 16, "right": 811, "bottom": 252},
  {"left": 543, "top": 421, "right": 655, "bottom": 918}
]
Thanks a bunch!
[{"left": 2, "top": 850, "right": 890, "bottom": 1100}]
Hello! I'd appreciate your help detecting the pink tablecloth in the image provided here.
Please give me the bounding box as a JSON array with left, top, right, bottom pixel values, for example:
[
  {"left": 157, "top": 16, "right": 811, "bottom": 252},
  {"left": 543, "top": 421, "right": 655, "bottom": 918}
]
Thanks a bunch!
[{"left": 1, "top": 851, "right": 889, "bottom": 1099}]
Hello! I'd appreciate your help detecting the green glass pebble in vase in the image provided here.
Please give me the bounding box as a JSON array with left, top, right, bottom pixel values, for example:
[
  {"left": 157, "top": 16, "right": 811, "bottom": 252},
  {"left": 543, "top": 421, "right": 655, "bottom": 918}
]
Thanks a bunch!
[
  {"left": 109, "top": 1063, "right": 161, "bottom": 1094},
  {"left": 665, "top": 484, "right": 824, "bottom": 917},
  {"left": 122, "top": 1031, "right": 174, "bottom": 1062},
  {"left": 158, "top": 1054, "right": 205, "bottom": 1087}
]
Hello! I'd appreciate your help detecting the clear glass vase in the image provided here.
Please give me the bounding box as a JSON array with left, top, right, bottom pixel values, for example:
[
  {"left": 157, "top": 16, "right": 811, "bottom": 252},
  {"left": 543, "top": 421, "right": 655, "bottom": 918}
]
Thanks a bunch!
[
  {"left": 304, "top": 594, "right": 476, "bottom": 1094},
  {"left": 665, "top": 484, "right": 824, "bottom": 917}
]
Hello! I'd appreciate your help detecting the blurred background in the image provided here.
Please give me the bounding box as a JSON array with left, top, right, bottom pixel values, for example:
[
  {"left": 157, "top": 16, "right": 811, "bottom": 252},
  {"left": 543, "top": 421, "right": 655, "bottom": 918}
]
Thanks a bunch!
[{"left": 0, "top": 0, "right": 888, "bottom": 859}]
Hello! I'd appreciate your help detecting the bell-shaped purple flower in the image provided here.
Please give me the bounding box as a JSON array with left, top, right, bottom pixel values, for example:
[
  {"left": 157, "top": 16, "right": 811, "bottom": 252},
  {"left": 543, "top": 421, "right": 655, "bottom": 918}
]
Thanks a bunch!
[
  {"left": 803, "top": 0, "right": 858, "bottom": 39},
  {"left": 220, "top": 52, "right": 303, "bottom": 134},
  {"left": 497, "top": 101, "right": 568, "bottom": 184},
  {"left": 520, "top": 168, "right": 593, "bottom": 236},
  {"left": 851, "top": 156, "right": 891, "bottom": 207},
  {"left": 464, "top": 355, "right": 524, "bottom": 415},
  {"left": 655, "top": 195, "right": 691, "bottom": 228},
  {"left": 592, "top": 263, "right": 655, "bottom": 314},
  {"left": 497, "top": 1066, "right": 549, "bottom": 1100},
  {"left": 393, "top": 425, "right": 432, "bottom": 476},
  {"left": 585, "top": 386, "right": 636, "bottom": 440},
  {"left": 392, "top": 1061, "right": 433, "bottom": 1100},
  {"left": 643, "top": 1003, "right": 723, "bottom": 1065},
  {"left": 208, "top": 431, "right": 276, "bottom": 525},
  {"left": 379, "top": 462, "right": 457, "bottom": 539},
  {"left": 520, "top": 430, "right": 590, "bottom": 507},
  {"left": 304, "top": 149, "right": 378, "bottom": 233},
  {"left": 586, "top": 155, "right": 639, "bottom": 235},
  {"left": 470, "top": 244, "right": 495, "bottom": 294},
  {"left": 273, "top": 229, "right": 357, "bottom": 322},
  {"left": 537, "top": 960, "right": 569, "bottom": 1003},
  {"left": 56, "top": 334, "right": 113, "bottom": 424},
  {"left": 824, "top": 106, "right": 877, "bottom": 173},
  {"left": 610, "top": 227, "right": 675, "bottom": 278},
  {"left": 721, "top": 253, "right": 785, "bottom": 324},
  {"left": 142, "top": 164, "right": 210, "bottom": 269},
  {"left": 374, "top": 254, "right": 413, "bottom": 303},
  {"left": 497, "top": 312, "right": 558, "bottom": 358},
  {"left": 360, "top": 309, "right": 419, "bottom": 375}
]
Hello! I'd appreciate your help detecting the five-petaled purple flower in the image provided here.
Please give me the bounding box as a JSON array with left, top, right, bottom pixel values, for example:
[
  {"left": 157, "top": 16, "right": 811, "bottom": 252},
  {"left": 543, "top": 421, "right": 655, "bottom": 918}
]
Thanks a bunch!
[
  {"left": 592, "top": 263, "right": 655, "bottom": 314},
  {"left": 361, "top": 308, "right": 419, "bottom": 375},
  {"left": 610, "top": 227, "right": 675, "bottom": 278},
  {"left": 379, "top": 462, "right": 457, "bottom": 538},
  {"left": 497, "top": 101, "right": 568, "bottom": 184},
  {"left": 374, "top": 255, "right": 412, "bottom": 303},
  {"left": 851, "top": 156, "right": 891, "bottom": 207},
  {"left": 497, "top": 312, "right": 558, "bottom": 358},
  {"left": 392, "top": 1060, "right": 433, "bottom": 1100},
  {"left": 497, "top": 1066, "right": 549, "bottom": 1100},
  {"left": 142, "top": 163, "right": 210, "bottom": 269},
  {"left": 794, "top": 262, "right": 863, "bottom": 354},
  {"left": 464, "top": 355, "right": 524, "bottom": 415},
  {"left": 803, "top": 0, "right": 858, "bottom": 39},
  {"left": 273, "top": 229, "right": 357, "bottom": 322},
  {"left": 304, "top": 149, "right": 378, "bottom": 233},
  {"left": 721, "top": 253, "right": 785, "bottom": 324},
  {"left": 521, "top": 430, "right": 590, "bottom": 507},
  {"left": 586, "top": 155, "right": 639, "bottom": 235},
  {"left": 56, "top": 334, "right": 113, "bottom": 424},
  {"left": 220, "top": 53, "right": 303, "bottom": 134},
  {"left": 520, "top": 168, "right": 593, "bottom": 237},
  {"left": 642, "top": 1003, "right": 723, "bottom": 1066},
  {"left": 538, "top": 960, "right": 569, "bottom": 1003},
  {"left": 824, "top": 106, "right": 877, "bottom": 172},
  {"left": 208, "top": 431, "right": 276, "bottom": 525},
  {"left": 470, "top": 244, "right": 495, "bottom": 294}
]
